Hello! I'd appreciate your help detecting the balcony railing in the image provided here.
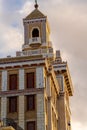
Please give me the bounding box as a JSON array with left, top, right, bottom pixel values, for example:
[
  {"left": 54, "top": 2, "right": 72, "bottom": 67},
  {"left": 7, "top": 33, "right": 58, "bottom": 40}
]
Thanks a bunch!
[
  {"left": 16, "top": 48, "right": 53, "bottom": 58},
  {"left": 29, "top": 37, "right": 41, "bottom": 45}
]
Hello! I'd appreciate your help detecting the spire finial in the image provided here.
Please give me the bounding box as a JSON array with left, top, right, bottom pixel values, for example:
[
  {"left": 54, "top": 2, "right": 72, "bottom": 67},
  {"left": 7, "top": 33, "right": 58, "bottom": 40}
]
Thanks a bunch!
[{"left": 35, "top": 0, "right": 38, "bottom": 9}]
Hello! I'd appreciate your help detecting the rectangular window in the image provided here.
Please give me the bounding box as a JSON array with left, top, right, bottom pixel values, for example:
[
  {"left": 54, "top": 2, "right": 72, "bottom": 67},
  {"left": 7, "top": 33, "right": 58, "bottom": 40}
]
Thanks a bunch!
[
  {"left": 0, "top": 74, "right": 2, "bottom": 90},
  {"left": 45, "top": 98, "right": 47, "bottom": 114},
  {"left": 26, "top": 72, "right": 35, "bottom": 88},
  {"left": 27, "top": 95, "right": 35, "bottom": 111},
  {"left": 9, "top": 96, "right": 17, "bottom": 113},
  {"left": 27, "top": 121, "right": 35, "bottom": 130},
  {"left": 0, "top": 98, "right": 1, "bottom": 111},
  {"left": 9, "top": 74, "right": 17, "bottom": 90}
]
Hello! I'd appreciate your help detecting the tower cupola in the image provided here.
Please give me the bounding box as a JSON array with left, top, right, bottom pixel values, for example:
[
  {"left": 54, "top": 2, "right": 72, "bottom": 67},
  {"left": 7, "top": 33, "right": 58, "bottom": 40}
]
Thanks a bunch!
[{"left": 23, "top": 2, "right": 51, "bottom": 50}]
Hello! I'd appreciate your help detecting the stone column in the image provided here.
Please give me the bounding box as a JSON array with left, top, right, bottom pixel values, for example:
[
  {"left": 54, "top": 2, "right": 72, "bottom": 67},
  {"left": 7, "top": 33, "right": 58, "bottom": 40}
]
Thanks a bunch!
[
  {"left": 36, "top": 67, "right": 44, "bottom": 88},
  {"left": 37, "top": 94, "right": 45, "bottom": 130},
  {"left": 2, "top": 70, "right": 7, "bottom": 91},
  {"left": 47, "top": 98, "right": 52, "bottom": 130},
  {"left": 24, "top": 23, "right": 29, "bottom": 44},
  {"left": 19, "top": 95, "right": 24, "bottom": 129},
  {"left": 42, "top": 20, "right": 46, "bottom": 44},
  {"left": 58, "top": 94, "right": 66, "bottom": 130},
  {"left": 56, "top": 75, "right": 64, "bottom": 91},
  {"left": 47, "top": 76, "right": 52, "bottom": 130},
  {"left": 19, "top": 68, "right": 24, "bottom": 90},
  {"left": 1, "top": 97, "right": 7, "bottom": 119}
]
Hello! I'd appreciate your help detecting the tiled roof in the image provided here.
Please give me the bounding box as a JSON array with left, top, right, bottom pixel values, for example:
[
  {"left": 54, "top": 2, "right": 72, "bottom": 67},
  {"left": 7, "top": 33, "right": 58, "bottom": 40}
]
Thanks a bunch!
[{"left": 24, "top": 9, "right": 46, "bottom": 20}]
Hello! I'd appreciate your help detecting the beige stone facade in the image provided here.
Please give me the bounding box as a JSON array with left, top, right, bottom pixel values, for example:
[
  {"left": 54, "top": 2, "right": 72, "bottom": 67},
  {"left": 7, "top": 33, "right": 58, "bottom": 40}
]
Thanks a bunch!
[{"left": 0, "top": 3, "right": 73, "bottom": 130}]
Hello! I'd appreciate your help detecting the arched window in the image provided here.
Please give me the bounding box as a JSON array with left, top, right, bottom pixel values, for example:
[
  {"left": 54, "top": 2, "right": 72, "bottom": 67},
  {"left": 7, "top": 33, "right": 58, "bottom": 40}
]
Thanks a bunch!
[{"left": 32, "top": 28, "right": 39, "bottom": 37}]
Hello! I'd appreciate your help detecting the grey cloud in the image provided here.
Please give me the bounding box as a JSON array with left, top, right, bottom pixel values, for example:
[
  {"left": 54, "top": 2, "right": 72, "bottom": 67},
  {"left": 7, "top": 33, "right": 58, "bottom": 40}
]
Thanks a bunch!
[
  {"left": 45, "top": 2, "right": 87, "bottom": 129},
  {"left": 63, "top": 0, "right": 87, "bottom": 3}
]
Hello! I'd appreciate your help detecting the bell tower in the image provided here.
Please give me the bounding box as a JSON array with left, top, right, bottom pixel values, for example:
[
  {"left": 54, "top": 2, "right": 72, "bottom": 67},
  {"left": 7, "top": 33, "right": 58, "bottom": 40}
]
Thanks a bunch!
[{"left": 23, "top": 2, "right": 50, "bottom": 50}]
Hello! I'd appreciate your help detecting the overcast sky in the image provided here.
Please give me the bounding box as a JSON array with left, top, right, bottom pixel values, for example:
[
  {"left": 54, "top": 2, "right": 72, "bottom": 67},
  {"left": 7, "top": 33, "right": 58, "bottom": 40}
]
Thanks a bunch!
[{"left": 0, "top": 0, "right": 87, "bottom": 130}]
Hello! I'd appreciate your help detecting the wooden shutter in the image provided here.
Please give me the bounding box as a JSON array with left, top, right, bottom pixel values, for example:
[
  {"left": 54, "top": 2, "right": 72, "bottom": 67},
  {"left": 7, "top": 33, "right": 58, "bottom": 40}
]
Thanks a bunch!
[
  {"left": 9, "top": 74, "right": 17, "bottom": 90},
  {"left": 0, "top": 74, "right": 1, "bottom": 90},
  {"left": 9, "top": 97, "right": 17, "bottom": 112},
  {"left": 26, "top": 72, "right": 34, "bottom": 88},
  {"left": 27, "top": 121, "right": 35, "bottom": 130},
  {"left": 27, "top": 95, "right": 35, "bottom": 111}
]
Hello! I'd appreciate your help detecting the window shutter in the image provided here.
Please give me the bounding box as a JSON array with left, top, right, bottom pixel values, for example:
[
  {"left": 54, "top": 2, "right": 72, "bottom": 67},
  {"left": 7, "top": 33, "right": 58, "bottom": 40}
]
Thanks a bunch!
[
  {"left": 27, "top": 95, "right": 35, "bottom": 111},
  {"left": 26, "top": 73, "right": 34, "bottom": 88},
  {"left": 9, "top": 97, "right": 17, "bottom": 112},
  {"left": 27, "top": 121, "right": 35, "bottom": 130},
  {"left": 9, "top": 74, "right": 17, "bottom": 90}
]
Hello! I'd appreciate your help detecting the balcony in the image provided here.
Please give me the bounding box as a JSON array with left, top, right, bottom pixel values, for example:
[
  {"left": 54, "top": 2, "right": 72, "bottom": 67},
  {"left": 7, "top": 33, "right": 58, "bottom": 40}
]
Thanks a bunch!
[
  {"left": 29, "top": 37, "right": 41, "bottom": 47},
  {"left": 16, "top": 48, "right": 54, "bottom": 58}
]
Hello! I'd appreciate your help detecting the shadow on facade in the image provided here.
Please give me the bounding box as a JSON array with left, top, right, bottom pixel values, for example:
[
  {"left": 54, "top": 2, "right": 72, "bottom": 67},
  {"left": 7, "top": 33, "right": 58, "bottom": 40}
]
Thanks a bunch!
[{"left": 0, "top": 118, "right": 23, "bottom": 130}]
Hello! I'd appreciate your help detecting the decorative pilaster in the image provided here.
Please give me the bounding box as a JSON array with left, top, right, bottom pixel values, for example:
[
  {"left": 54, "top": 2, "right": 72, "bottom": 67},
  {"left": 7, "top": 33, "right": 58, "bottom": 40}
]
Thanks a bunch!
[
  {"left": 56, "top": 75, "right": 64, "bottom": 91},
  {"left": 19, "top": 95, "right": 24, "bottom": 129},
  {"left": 36, "top": 67, "right": 44, "bottom": 88},
  {"left": 24, "top": 23, "right": 29, "bottom": 45},
  {"left": 42, "top": 20, "right": 46, "bottom": 44},
  {"left": 47, "top": 75, "right": 52, "bottom": 130},
  {"left": 19, "top": 68, "right": 24, "bottom": 90},
  {"left": 37, "top": 94, "right": 45, "bottom": 130},
  {"left": 47, "top": 97, "right": 52, "bottom": 130},
  {"left": 1, "top": 97, "right": 7, "bottom": 119},
  {"left": 2, "top": 70, "right": 7, "bottom": 91}
]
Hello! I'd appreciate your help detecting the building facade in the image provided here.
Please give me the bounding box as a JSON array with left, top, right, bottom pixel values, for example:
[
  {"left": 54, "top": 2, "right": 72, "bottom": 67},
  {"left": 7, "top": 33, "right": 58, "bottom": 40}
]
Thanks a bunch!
[
  {"left": 0, "top": 3, "right": 73, "bottom": 130},
  {"left": 0, "top": 126, "right": 15, "bottom": 130}
]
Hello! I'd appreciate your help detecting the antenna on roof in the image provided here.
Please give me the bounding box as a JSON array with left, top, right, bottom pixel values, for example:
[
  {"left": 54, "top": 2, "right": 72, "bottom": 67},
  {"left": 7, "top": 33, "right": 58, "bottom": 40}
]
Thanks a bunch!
[
  {"left": 35, "top": 0, "right": 37, "bottom": 5},
  {"left": 35, "top": 0, "right": 38, "bottom": 9}
]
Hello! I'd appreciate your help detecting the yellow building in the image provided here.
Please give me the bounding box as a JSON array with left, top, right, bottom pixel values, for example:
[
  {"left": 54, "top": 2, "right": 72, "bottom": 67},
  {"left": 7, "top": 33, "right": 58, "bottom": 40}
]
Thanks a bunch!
[
  {"left": 0, "top": 126, "right": 15, "bottom": 130},
  {"left": 0, "top": 2, "right": 73, "bottom": 130}
]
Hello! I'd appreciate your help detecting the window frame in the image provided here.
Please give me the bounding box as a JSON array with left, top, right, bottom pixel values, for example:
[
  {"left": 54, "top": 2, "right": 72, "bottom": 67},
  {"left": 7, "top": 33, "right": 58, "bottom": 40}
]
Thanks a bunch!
[
  {"left": 9, "top": 74, "right": 18, "bottom": 90},
  {"left": 26, "top": 95, "right": 35, "bottom": 111},
  {"left": 27, "top": 121, "right": 35, "bottom": 130},
  {"left": 8, "top": 96, "right": 17, "bottom": 113},
  {"left": 26, "top": 72, "right": 35, "bottom": 89}
]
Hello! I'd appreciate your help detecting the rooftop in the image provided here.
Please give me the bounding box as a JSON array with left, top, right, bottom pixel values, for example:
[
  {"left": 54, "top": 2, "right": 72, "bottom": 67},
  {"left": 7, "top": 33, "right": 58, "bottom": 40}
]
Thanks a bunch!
[{"left": 24, "top": 8, "right": 46, "bottom": 20}]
